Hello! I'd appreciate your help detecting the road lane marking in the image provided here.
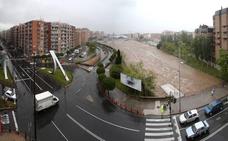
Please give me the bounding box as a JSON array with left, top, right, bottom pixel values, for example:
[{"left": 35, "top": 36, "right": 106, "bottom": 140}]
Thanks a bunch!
[
  {"left": 146, "top": 123, "right": 171, "bottom": 126},
  {"left": 12, "top": 111, "right": 18, "bottom": 132},
  {"left": 173, "top": 116, "right": 182, "bottom": 141},
  {"left": 34, "top": 72, "right": 54, "bottom": 89},
  {"left": 19, "top": 66, "right": 43, "bottom": 90},
  {"left": 200, "top": 122, "right": 228, "bottom": 141},
  {"left": 145, "top": 127, "right": 172, "bottom": 131},
  {"left": 14, "top": 67, "right": 31, "bottom": 92},
  {"left": 15, "top": 78, "right": 30, "bottom": 82},
  {"left": 144, "top": 137, "right": 175, "bottom": 141},
  {"left": 75, "top": 88, "right": 81, "bottom": 94},
  {"left": 145, "top": 131, "right": 173, "bottom": 136},
  {"left": 146, "top": 118, "right": 170, "bottom": 122},
  {"left": 76, "top": 105, "right": 140, "bottom": 132},
  {"left": 66, "top": 114, "right": 105, "bottom": 141},
  {"left": 51, "top": 121, "right": 69, "bottom": 141}
]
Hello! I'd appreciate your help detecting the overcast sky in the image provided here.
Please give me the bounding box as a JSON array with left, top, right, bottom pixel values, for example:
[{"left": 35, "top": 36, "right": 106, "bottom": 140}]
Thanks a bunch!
[{"left": 0, "top": 0, "right": 228, "bottom": 34}]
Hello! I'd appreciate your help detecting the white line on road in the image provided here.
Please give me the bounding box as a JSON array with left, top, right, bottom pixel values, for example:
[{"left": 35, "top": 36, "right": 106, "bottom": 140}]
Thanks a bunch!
[
  {"left": 145, "top": 127, "right": 172, "bottom": 131},
  {"left": 15, "top": 78, "right": 30, "bottom": 82},
  {"left": 14, "top": 67, "right": 31, "bottom": 91},
  {"left": 200, "top": 122, "right": 228, "bottom": 141},
  {"left": 146, "top": 118, "right": 170, "bottom": 122},
  {"left": 144, "top": 137, "right": 175, "bottom": 141},
  {"left": 146, "top": 123, "right": 171, "bottom": 126},
  {"left": 12, "top": 111, "right": 18, "bottom": 132},
  {"left": 75, "top": 88, "right": 81, "bottom": 94},
  {"left": 51, "top": 121, "right": 69, "bottom": 141},
  {"left": 76, "top": 105, "right": 140, "bottom": 132},
  {"left": 19, "top": 66, "right": 43, "bottom": 90},
  {"left": 145, "top": 132, "right": 173, "bottom": 136},
  {"left": 34, "top": 72, "right": 54, "bottom": 89},
  {"left": 66, "top": 114, "right": 105, "bottom": 141},
  {"left": 173, "top": 116, "right": 182, "bottom": 141}
]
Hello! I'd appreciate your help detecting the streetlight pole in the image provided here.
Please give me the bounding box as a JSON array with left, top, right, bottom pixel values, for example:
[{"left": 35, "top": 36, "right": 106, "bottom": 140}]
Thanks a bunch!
[
  {"left": 33, "top": 56, "right": 37, "bottom": 141},
  {"left": 178, "top": 44, "right": 181, "bottom": 113}
]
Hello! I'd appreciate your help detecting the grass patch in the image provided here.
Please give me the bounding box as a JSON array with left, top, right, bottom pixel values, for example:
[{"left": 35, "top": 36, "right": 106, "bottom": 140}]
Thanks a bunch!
[
  {"left": 0, "top": 68, "right": 14, "bottom": 87},
  {"left": 38, "top": 67, "right": 73, "bottom": 86},
  {"left": 185, "top": 56, "right": 221, "bottom": 78},
  {"left": 0, "top": 98, "right": 16, "bottom": 109}
]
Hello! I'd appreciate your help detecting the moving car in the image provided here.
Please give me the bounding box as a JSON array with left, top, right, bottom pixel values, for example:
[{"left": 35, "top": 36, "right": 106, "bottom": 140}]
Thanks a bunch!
[
  {"left": 4, "top": 89, "right": 16, "bottom": 100},
  {"left": 204, "top": 99, "right": 223, "bottom": 116},
  {"left": 35, "top": 91, "right": 59, "bottom": 112},
  {"left": 179, "top": 109, "right": 199, "bottom": 124},
  {"left": 185, "top": 120, "right": 209, "bottom": 140}
]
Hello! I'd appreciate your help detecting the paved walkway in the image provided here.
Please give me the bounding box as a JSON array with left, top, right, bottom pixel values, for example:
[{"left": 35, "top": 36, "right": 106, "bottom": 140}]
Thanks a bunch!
[{"left": 108, "top": 85, "right": 228, "bottom": 116}]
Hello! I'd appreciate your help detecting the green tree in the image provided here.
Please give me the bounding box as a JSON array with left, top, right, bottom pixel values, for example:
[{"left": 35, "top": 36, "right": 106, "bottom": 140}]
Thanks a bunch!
[
  {"left": 102, "top": 77, "right": 116, "bottom": 95},
  {"left": 97, "top": 62, "right": 104, "bottom": 68},
  {"left": 98, "top": 73, "right": 106, "bottom": 81},
  {"left": 110, "top": 64, "right": 122, "bottom": 79},
  {"left": 217, "top": 50, "right": 228, "bottom": 81},
  {"left": 115, "top": 49, "right": 122, "bottom": 64},
  {"left": 96, "top": 67, "right": 105, "bottom": 74}
]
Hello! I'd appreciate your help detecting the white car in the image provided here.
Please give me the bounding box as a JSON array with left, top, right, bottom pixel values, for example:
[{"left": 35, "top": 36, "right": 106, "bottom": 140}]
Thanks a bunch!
[
  {"left": 186, "top": 120, "right": 209, "bottom": 140},
  {"left": 179, "top": 109, "right": 199, "bottom": 124},
  {"left": 4, "top": 89, "right": 16, "bottom": 100},
  {"left": 1, "top": 114, "right": 10, "bottom": 125}
]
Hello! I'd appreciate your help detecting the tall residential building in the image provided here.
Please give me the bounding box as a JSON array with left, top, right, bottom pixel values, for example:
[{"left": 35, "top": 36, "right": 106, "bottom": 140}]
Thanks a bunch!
[
  {"left": 213, "top": 7, "right": 228, "bottom": 60},
  {"left": 0, "top": 20, "right": 85, "bottom": 56}
]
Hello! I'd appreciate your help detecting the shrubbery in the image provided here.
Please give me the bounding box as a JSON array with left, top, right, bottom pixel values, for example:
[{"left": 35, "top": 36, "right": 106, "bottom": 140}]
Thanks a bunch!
[{"left": 110, "top": 64, "right": 122, "bottom": 79}]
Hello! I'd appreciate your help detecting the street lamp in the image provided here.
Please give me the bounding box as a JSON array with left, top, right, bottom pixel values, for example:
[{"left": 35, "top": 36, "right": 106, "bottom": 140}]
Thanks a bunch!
[
  {"left": 32, "top": 55, "right": 37, "bottom": 141},
  {"left": 178, "top": 45, "right": 184, "bottom": 113}
]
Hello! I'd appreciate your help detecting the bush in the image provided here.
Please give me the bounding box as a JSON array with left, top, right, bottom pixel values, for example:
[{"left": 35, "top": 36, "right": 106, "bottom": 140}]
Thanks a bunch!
[
  {"left": 102, "top": 77, "right": 116, "bottom": 91},
  {"left": 97, "top": 62, "right": 104, "bottom": 68},
  {"left": 110, "top": 64, "right": 122, "bottom": 79},
  {"left": 109, "top": 51, "right": 117, "bottom": 62},
  {"left": 115, "top": 50, "right": 122, "bottom": 64},
  {"left": 98, "top": 73, "right": 106, "bottom": 81},
  {"left": 96, "top": 67, "right": 105, "bottom": 74}
]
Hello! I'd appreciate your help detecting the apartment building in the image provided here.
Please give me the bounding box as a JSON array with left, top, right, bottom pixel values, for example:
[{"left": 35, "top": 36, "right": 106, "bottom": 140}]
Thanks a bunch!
[
  {"left": 213, "top": 7, "right": 228, "bottom": 60},
  {"left": 195, "top": 25, "right": 213, "bottom": 37},
  {"left": 0, "top": 20, "right": 84, "bottom": 56}
]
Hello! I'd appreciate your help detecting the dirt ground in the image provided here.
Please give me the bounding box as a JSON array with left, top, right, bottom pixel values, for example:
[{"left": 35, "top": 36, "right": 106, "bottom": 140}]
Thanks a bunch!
[{"left": 105, "top": 39, "right": 221, "bottom": 97}]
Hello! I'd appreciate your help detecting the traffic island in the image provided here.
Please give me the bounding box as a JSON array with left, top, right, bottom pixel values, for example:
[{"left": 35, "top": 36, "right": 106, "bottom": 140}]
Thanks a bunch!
[
  {"left": 38, "top": 67, "right": 73, "bottom": 87},
  {"left": 0, "top": 68, "right": 14, "bottom": 88},
  {"left": 0, "top": 98, "right": 16, "bottom": 109}
]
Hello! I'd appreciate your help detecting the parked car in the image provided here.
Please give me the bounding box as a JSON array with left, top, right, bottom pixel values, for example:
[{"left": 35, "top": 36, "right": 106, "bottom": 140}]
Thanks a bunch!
[
  {"left": 4, "top": 89, "right": 16, "bottom": 100},
  {"left": 185, "top": 120, "right": 209, "bottom": 140},
  {"left": 179, "top": 109, "right": 199, "bottom": 124},
  {"left": 68, "top": 57, "right": 73, "bottom": 61},
  {"left": 204, "top": 99, "right": 223, "bottom": 116}
]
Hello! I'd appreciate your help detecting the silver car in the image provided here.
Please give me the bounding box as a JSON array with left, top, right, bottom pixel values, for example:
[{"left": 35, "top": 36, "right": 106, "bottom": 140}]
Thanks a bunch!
[
  {"left": 185, "top": 120, "right": 209, "bottom": 140},
  {"left": 179, "top": 109, "right": 199, "bottom": 124}
]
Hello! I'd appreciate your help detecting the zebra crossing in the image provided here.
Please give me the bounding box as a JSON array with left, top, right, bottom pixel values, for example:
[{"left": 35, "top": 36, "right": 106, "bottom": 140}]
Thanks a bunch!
[{"left": 144, "top": 117, "right": 175, "bottom": 141}]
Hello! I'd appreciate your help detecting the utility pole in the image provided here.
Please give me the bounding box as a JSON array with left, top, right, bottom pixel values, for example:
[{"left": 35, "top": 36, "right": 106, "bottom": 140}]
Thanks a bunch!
[
  {"left": 33, "top": 56, "right": 37, "bottom": 141},
  {"left": 178, "top": 44, "right": 181, "bottom": 113}
]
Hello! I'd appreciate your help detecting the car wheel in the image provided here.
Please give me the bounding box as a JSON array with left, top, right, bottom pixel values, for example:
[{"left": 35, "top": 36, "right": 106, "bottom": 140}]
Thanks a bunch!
[
  {"left": 220, "top": 107, "right": 223, "bottom": 110},
  {"left": 209, "top": 112, "right": 212, "bottom": 116}
]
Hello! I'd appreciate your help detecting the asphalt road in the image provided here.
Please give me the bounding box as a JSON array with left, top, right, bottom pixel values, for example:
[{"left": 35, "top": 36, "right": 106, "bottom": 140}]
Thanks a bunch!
[
  {"left": 2, "top": 40, "right": 228, "bottom": 141},
  {"left": 178, "top": 101, "right": 228, "bottom": 141}
]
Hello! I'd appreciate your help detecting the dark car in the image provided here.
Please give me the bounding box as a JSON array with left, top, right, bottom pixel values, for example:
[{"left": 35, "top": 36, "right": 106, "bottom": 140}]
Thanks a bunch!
[{"left": 204, "top": 99, "right": 223, "bottom": 116}]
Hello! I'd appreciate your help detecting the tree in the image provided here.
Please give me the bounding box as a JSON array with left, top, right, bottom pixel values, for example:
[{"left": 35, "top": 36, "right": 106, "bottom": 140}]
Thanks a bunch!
[
  {"left": 97, "top": 62, "right": 104, "bottom": 68},
  {"left": 98, "top": 73, "right": 106, "bottom": 81},
  {"left": 96, "top": 67, "right": 105, "bottom": 74},
  {"left": 110, "top": 64, "right": 122, "bottom": 79},
  {"left": 115, "top": 49, "right": 122, "bottom": 64},
  {"left": 101, "top": 77, "right": 116, "bottom": 95},
  {"left": 217, "top": 50, "right": 228, "bottom": 82}
]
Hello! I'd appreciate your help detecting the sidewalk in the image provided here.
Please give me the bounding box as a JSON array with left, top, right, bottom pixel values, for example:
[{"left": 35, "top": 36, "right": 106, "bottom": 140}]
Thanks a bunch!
[
  {"left": 108, "top": 85, "right": 228, "bottom": 116},
  {"left": 0, "top": 132, "right": 26, "bottom": 141}
]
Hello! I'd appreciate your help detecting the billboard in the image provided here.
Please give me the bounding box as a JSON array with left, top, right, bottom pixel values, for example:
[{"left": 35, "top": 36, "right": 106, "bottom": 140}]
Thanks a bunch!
[{"left": 120, "top": 73, "right": 142, "bottom": 92}]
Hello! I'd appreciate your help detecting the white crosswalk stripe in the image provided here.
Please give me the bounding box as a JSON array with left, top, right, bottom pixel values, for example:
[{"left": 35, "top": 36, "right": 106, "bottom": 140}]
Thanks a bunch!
[{"left": 144, "top": 117, "right": 176, "bottom": 141}]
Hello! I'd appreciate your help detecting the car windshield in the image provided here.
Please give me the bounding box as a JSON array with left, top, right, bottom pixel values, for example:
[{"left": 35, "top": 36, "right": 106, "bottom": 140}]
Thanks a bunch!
[
  {"left": 192, "top": 125, "right": 197, "bottom": 133},
  {"left": 184, "top": 112, "right": 189, "bottom": 118},
  {"left": 208, "top": 103, "right": 214, "bottom": 109}
]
